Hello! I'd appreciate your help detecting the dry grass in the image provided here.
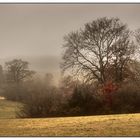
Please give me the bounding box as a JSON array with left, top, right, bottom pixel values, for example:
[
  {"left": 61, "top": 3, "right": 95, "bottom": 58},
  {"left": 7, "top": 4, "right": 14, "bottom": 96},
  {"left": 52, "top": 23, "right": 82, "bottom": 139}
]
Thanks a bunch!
[
  {"left": 0, "top": 99, "right": 140, "bottom": 136},
  {"left": 0, "top": 113, "right": 140, "bottom": 136},
  {"left": 0, "top": 99, "right": 21, "bottom": 119}
]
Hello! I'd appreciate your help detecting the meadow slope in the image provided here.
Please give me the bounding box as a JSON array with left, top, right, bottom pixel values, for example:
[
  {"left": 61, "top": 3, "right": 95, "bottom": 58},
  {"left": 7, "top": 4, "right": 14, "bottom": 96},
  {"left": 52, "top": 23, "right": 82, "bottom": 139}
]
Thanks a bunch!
[
  {"left": 0, "top": 99, "right": 21, "bottom": 119},
  {"left": 0, "top": 99, "right": 140, "bottom": 136}
]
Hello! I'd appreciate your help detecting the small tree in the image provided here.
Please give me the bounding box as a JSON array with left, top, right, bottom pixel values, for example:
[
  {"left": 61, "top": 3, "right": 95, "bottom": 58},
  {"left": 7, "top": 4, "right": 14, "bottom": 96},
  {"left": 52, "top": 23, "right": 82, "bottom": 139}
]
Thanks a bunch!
[
  {"left": 5, "top": 59, "right": 35, "bottom": 84},
  {"left": 3, "top": 59, "right": 35, "bottom": 101}
]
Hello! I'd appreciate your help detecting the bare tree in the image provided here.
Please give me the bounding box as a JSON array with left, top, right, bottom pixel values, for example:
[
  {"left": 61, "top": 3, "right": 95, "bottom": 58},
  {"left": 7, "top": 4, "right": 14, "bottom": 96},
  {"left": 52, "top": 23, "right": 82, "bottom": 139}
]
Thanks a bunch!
[
  {"left": 135, "top": 28, "right": 140, "bottom": 59},
  {"left": 5, "top": 59, "right": 35, "bottom": 84},
  {"left": 61, "top": 17, "right": 135, "bottom": 84},
  {"left": 135, "top": 28, "right": 140, "bottom": 44},
  {"left": 107, "top": 31, "right": 136, "bottom": 82}
]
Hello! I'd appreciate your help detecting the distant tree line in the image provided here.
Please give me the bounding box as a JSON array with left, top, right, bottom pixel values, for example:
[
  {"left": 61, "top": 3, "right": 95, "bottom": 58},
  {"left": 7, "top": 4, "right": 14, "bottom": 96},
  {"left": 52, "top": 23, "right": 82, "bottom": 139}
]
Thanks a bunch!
[{"left": 1, "top": 17, "right": 140, "bottom": 118}]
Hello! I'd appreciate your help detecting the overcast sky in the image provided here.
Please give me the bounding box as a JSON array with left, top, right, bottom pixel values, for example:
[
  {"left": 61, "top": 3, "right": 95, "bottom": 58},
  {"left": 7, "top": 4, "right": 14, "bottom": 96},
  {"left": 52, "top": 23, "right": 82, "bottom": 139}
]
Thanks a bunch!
[{"left": 0, "top": 4, "right": 140, "bottom": 81}]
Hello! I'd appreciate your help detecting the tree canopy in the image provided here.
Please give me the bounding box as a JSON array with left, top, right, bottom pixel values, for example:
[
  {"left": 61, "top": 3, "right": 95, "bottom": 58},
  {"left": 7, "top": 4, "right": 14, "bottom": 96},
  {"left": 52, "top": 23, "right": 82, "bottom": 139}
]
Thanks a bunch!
[{"left": 61, "top": 17, "right": 136, "bottom": 84}]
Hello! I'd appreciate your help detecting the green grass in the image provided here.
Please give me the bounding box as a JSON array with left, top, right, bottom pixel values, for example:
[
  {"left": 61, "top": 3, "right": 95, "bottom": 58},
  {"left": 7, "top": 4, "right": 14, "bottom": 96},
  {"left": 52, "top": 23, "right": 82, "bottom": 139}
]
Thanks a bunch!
[{"left": 0, "top": 99, "right": 140, "bottom": 136}]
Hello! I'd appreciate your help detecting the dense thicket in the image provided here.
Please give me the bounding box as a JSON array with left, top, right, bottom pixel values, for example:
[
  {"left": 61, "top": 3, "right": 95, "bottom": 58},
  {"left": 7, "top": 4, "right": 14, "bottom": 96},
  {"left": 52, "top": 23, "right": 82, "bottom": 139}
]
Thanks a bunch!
[{"left": 16, "top": 81, "right": 140, "bottom": 118}]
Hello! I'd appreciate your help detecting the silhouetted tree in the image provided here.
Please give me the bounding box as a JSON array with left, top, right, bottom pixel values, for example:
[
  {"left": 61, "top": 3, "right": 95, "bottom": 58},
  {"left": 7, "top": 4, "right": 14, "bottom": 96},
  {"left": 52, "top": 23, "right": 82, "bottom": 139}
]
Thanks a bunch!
[
  {"left": 5, "top": 59, "right": 35, "bottom": 84},
  {"left": 3, "top": 59, "right": 35, "bottom": 101},
  {"left": 61, "top": 17, "right": 136, "bottom": 84}
]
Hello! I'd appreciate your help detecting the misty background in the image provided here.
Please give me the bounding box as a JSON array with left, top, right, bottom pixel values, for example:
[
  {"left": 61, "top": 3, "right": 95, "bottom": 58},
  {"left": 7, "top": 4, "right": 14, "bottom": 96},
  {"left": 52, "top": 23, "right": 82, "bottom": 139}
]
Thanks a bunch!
[{"left": 0, "top": 4, "right": 140, "bottom": 84}]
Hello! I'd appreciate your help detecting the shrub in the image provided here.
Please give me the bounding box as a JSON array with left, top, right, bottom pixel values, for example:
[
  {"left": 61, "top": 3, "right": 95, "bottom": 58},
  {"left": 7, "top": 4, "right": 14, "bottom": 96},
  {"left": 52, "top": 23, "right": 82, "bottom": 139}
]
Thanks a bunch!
[
  {"left": 111, "top": 82, "right": 140, "bottom": 113},
  {"left": 17, "top": 82, "right": 64, "bottom": 118},
  {"left": 68, "top": 85, "right": 103, "bottom": 116}
]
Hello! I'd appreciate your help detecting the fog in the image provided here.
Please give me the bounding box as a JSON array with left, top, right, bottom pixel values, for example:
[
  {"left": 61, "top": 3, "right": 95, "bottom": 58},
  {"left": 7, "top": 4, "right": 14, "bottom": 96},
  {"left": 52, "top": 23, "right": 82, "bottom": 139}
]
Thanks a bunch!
[{"left": 0, "top": 4, "right": 140, "bottom": 83}]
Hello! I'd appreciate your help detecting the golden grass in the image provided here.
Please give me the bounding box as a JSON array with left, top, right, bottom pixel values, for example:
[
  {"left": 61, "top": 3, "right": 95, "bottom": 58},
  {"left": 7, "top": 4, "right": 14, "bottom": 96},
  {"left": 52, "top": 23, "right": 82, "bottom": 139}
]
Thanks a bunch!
[
  {"left": 0, "top": 113, "right": 140, "bottom": 136},
  {"left": 0, "top": 99, "right": 140, "bottom": 136}
]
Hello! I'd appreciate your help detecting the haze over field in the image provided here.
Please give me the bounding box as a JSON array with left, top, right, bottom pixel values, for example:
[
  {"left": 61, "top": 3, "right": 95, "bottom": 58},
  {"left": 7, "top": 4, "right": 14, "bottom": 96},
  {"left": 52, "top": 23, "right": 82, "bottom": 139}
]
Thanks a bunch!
[
  {"left": 0, "top": 4, "right": 140, "bottom": 82},
  {"left": 1, "top": 4, "right": 140, "bottom": 136}
]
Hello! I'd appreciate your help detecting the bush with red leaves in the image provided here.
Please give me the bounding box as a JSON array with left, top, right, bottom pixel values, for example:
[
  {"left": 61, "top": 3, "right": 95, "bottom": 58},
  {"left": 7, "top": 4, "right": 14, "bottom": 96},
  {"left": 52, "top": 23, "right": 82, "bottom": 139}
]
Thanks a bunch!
[{"left": 102, "top": 81, "right": 118, "bottom": 108}]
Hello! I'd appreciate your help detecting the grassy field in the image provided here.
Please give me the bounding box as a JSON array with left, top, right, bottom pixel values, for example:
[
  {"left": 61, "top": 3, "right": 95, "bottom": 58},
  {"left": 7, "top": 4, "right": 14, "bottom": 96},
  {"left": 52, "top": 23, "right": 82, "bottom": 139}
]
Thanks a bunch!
[
  {"left": 0, "top": 99, "right": 21, "bottom": 119},
  {"left": 0, "top": 99, "right": 140, "bottom": 136}
]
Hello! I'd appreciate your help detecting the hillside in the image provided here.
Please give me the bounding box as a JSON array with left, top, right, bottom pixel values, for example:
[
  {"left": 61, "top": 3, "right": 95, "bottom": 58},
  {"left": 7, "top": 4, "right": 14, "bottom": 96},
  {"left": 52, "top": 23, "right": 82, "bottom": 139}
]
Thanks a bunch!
[
  {"left": 0, "top": 114, "right": 140, "bottom": 136},
  {"left": 0, "top": 99, "right": 21, "bottom": 119},
  {"left": 0, "top": 99, "right": 140, "bottom": 136}
]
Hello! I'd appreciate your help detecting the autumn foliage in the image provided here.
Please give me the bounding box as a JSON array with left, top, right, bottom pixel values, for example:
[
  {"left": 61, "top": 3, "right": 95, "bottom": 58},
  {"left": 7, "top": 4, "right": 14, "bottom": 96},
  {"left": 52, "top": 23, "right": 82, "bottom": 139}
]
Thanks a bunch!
[{"left": 102, "top": 81, "right": 118, "bottom": 108}]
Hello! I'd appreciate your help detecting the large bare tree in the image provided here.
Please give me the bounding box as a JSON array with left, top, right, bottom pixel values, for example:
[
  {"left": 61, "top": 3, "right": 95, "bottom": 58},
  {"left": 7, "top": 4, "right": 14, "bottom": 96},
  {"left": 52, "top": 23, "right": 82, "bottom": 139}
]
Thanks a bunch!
[{"left": 61, "top": 17, "right": 135, "bottom": 84}]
